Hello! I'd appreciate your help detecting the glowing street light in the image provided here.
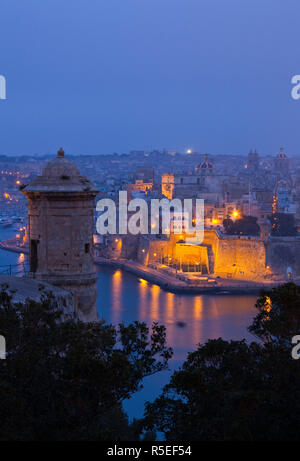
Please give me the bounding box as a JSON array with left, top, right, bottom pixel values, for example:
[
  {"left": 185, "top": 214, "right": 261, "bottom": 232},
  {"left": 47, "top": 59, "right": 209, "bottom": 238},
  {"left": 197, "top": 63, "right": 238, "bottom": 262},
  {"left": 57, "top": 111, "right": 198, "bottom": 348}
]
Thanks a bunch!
[{"left": 232, "top": 210, "right": 240, "bottom": 219}]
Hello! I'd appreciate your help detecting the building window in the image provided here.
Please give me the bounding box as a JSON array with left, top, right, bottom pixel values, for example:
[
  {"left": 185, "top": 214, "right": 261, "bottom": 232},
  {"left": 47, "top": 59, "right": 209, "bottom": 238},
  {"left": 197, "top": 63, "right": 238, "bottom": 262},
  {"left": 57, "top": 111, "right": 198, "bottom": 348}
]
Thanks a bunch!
[{"left": 85, "top": 243, "right": 90, "bottom": 254}]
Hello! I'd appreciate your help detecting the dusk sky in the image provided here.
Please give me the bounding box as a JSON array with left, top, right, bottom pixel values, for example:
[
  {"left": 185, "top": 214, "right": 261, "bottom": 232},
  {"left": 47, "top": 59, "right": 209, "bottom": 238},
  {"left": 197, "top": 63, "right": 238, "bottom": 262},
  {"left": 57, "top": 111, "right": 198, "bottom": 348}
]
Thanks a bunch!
[{"left": 1, "top": 0, "right": 300, "bottom": 156}]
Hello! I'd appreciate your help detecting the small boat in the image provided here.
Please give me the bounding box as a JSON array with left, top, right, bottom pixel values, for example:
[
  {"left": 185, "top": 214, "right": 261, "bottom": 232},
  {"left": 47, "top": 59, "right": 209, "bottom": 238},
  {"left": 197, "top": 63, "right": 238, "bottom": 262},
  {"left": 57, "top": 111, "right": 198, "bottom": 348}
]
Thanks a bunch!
[
  {"left": 0, "top": 218, "right": 13, "bottom": 227},
  {"left": 176, "top": 321, "right": 186, "bottom": 328}
]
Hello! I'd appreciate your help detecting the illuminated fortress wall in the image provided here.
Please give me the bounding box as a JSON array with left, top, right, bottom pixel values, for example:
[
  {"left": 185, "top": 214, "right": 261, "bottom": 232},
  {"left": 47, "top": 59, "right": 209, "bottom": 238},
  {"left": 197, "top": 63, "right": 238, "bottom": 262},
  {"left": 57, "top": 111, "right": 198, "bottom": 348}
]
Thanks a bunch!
[
  {"left": 203, "top": 230, "right": 300, "bottom": 280},
  {"left": 174, "top": 244, "right": 209, "bottom": 268},
  {"left": 135, "top": 230, "right": 300, "bottom": 281},
  {"left": 213, "top": 237, "right": 266, "bottom": 280},
  {"left": 137, "top": 230, "right": 267, "bottom": 281}
]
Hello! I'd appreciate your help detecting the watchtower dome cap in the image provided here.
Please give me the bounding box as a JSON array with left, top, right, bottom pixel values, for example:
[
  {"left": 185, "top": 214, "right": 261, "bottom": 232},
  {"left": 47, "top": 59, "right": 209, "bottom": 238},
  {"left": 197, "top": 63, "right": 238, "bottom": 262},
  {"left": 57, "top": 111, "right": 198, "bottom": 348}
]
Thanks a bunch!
[{"left": 23, "top": 148, "right": 99, "bottom": 194}]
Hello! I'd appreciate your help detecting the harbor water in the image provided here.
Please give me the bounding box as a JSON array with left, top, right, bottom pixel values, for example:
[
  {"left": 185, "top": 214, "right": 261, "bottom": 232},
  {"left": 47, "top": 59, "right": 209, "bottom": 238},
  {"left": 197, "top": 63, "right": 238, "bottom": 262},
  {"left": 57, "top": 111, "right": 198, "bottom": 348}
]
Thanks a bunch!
[{"left": 0, "top": 227, "right": 257, "bottom": 420}]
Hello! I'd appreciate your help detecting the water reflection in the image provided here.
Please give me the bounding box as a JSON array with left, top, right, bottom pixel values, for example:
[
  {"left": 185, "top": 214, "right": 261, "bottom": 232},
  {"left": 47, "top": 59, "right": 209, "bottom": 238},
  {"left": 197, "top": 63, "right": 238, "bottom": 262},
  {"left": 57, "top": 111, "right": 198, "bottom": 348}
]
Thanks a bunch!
[
  {"left": 111, "top": 269, "right": 122, "bottom": 323},
  {"left": 96, "top": 266, "right": 257, "bottom": 363},
  {"left": 138, "top": 277, "right": 148, "bottom": 320},
  {"left": 150, "top": 284, "right": 160, "bottom": 321},
  {"left": 0, "top": 243, "right": 259, "bottom": 422}
]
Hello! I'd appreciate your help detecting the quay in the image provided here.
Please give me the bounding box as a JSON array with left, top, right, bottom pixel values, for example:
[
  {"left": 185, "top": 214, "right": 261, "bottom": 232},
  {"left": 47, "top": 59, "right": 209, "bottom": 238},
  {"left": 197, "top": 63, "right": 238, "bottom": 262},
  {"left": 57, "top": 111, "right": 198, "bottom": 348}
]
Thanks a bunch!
[{"left": 0, "top": 238, "right": 285, "bottom": 295}]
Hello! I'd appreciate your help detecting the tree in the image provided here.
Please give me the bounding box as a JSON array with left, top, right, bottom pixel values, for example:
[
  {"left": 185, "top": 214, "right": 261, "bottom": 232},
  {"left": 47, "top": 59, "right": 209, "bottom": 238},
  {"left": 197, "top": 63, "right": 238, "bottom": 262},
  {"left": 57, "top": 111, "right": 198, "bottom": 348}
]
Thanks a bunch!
[
  {"left": 269, "top": 213, "right": 297, "bottom": 236},
  {"left": 0, "top": 288, "right": 172, "bottom": 441},
  {"left": 143, "top": 283, "right": 300, "bottom": 441},
  {"left": 222, "top": 217, "right": 233, "bottom": 233},
  {"left": 223, "top": 215, "right": 260, "bottom": 236},
  {"left": 249, "top": 282, "right": 300, "bottom": 344}
]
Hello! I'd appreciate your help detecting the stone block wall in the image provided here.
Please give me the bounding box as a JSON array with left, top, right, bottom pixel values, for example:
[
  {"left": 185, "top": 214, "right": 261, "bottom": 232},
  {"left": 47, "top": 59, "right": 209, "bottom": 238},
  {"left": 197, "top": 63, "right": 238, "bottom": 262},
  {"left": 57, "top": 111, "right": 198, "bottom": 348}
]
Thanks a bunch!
[
  {"left": 214, "top": 236, "right": 266, "bottom": 280},
  {"left": 266, "top": 237, "right": 300, "bottom": 277},
  {"left": 174, "top": 243, "right": 209, "bottom": 268}
]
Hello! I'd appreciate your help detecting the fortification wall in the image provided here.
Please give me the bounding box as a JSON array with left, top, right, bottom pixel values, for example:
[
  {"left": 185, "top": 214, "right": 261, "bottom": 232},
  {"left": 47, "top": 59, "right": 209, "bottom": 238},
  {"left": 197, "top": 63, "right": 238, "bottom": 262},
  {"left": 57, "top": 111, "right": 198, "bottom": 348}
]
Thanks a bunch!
[
  {"left": 214, "top": 236, "right": 266, "bottom": 280},
  {"left": 266, "top": 237, "right": 300, "bottom": 276},
  {"left": 174, "top": 243, "right": 209, "bottom": 268},
  {"left": 139, "top": 239, "right": 169, "bottom": 265},
  {"left": 202, "top": 229, "right": 220, "bottom": 255},
  {"left": 137, "top": 230, "right": 267, "bottom": 281}
]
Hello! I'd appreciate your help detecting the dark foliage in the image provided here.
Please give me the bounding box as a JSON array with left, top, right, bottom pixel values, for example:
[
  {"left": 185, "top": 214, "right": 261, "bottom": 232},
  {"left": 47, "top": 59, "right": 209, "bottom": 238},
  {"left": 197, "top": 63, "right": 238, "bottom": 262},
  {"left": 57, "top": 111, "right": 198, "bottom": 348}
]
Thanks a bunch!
[
  {"left": 0, "top": 288, "right": 172, "bottom": 441},
  {"left": 223, "top": 215, "right": 260, "bottom": 236},
  {"left": 269, "top": 213, "right": 297, "bottom": 236},
  {"left": 144, "top": 283, "right": 300, "bottom": 441},
  {"left": 249, "top": 282, "right": 300, "bottom": 344}
]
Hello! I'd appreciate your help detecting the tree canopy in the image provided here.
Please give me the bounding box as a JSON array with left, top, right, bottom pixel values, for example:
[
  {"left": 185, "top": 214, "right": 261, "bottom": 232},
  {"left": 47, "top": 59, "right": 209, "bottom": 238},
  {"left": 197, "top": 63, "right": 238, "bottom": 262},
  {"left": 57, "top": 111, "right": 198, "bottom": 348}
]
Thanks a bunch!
[
  {"left": 249, "top": 282, "right": 300, "bottom": 344},
  {"left": 143, "top": 283, "right": 300, "bottom": 441},
  {"left": 269, "top": 213, "right": 297, "bottom": 236},
  {"left": 223, "top": 215, "right": 260, "bottom": 236},
  {"left": 2, "top": 281, "right": 300, "bottom": 441},
  {"left": 0, "top": 287, "right": 172, "bottom": 441}
]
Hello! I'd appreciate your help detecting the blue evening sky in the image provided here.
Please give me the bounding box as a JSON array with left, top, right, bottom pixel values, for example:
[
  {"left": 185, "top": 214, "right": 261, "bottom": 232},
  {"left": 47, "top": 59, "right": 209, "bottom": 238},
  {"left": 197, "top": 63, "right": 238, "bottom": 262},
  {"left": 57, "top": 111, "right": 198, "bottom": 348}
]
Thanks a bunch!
[{"left": 0, "top": 0, "right": 300, "bottom": 156}]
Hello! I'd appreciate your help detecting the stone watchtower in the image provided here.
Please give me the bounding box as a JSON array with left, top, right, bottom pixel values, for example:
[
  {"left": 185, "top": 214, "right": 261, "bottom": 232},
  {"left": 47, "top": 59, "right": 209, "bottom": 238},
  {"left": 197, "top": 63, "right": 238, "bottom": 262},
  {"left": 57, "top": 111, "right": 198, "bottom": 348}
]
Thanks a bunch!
[{"left": 22, "top": 148, "right": 99, "bottom": 321}]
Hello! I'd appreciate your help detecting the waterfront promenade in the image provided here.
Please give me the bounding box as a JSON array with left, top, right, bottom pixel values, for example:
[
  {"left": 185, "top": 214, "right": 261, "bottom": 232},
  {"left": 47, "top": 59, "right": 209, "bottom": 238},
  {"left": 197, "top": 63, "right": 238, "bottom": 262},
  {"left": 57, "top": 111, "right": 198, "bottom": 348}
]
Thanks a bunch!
[
  {"left": 0, "top": 238, "right": 281, "bottom": 295},
  {"left": 94, "top": 256, "right": 277, "bottom": 294}
]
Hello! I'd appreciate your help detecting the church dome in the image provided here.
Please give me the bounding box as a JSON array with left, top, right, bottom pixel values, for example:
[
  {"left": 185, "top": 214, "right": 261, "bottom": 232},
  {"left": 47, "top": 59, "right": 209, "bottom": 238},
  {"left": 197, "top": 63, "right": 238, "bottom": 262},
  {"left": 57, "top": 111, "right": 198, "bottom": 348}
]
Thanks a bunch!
[
  {"left": 195, "top": 154, "right": 213, "bottom": 172},
  {"left": 200, "top": 160, "right": 213, "bottom": 169},
  {"left": 276, "top": 147, "right": 288, "bottom": 159}
]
